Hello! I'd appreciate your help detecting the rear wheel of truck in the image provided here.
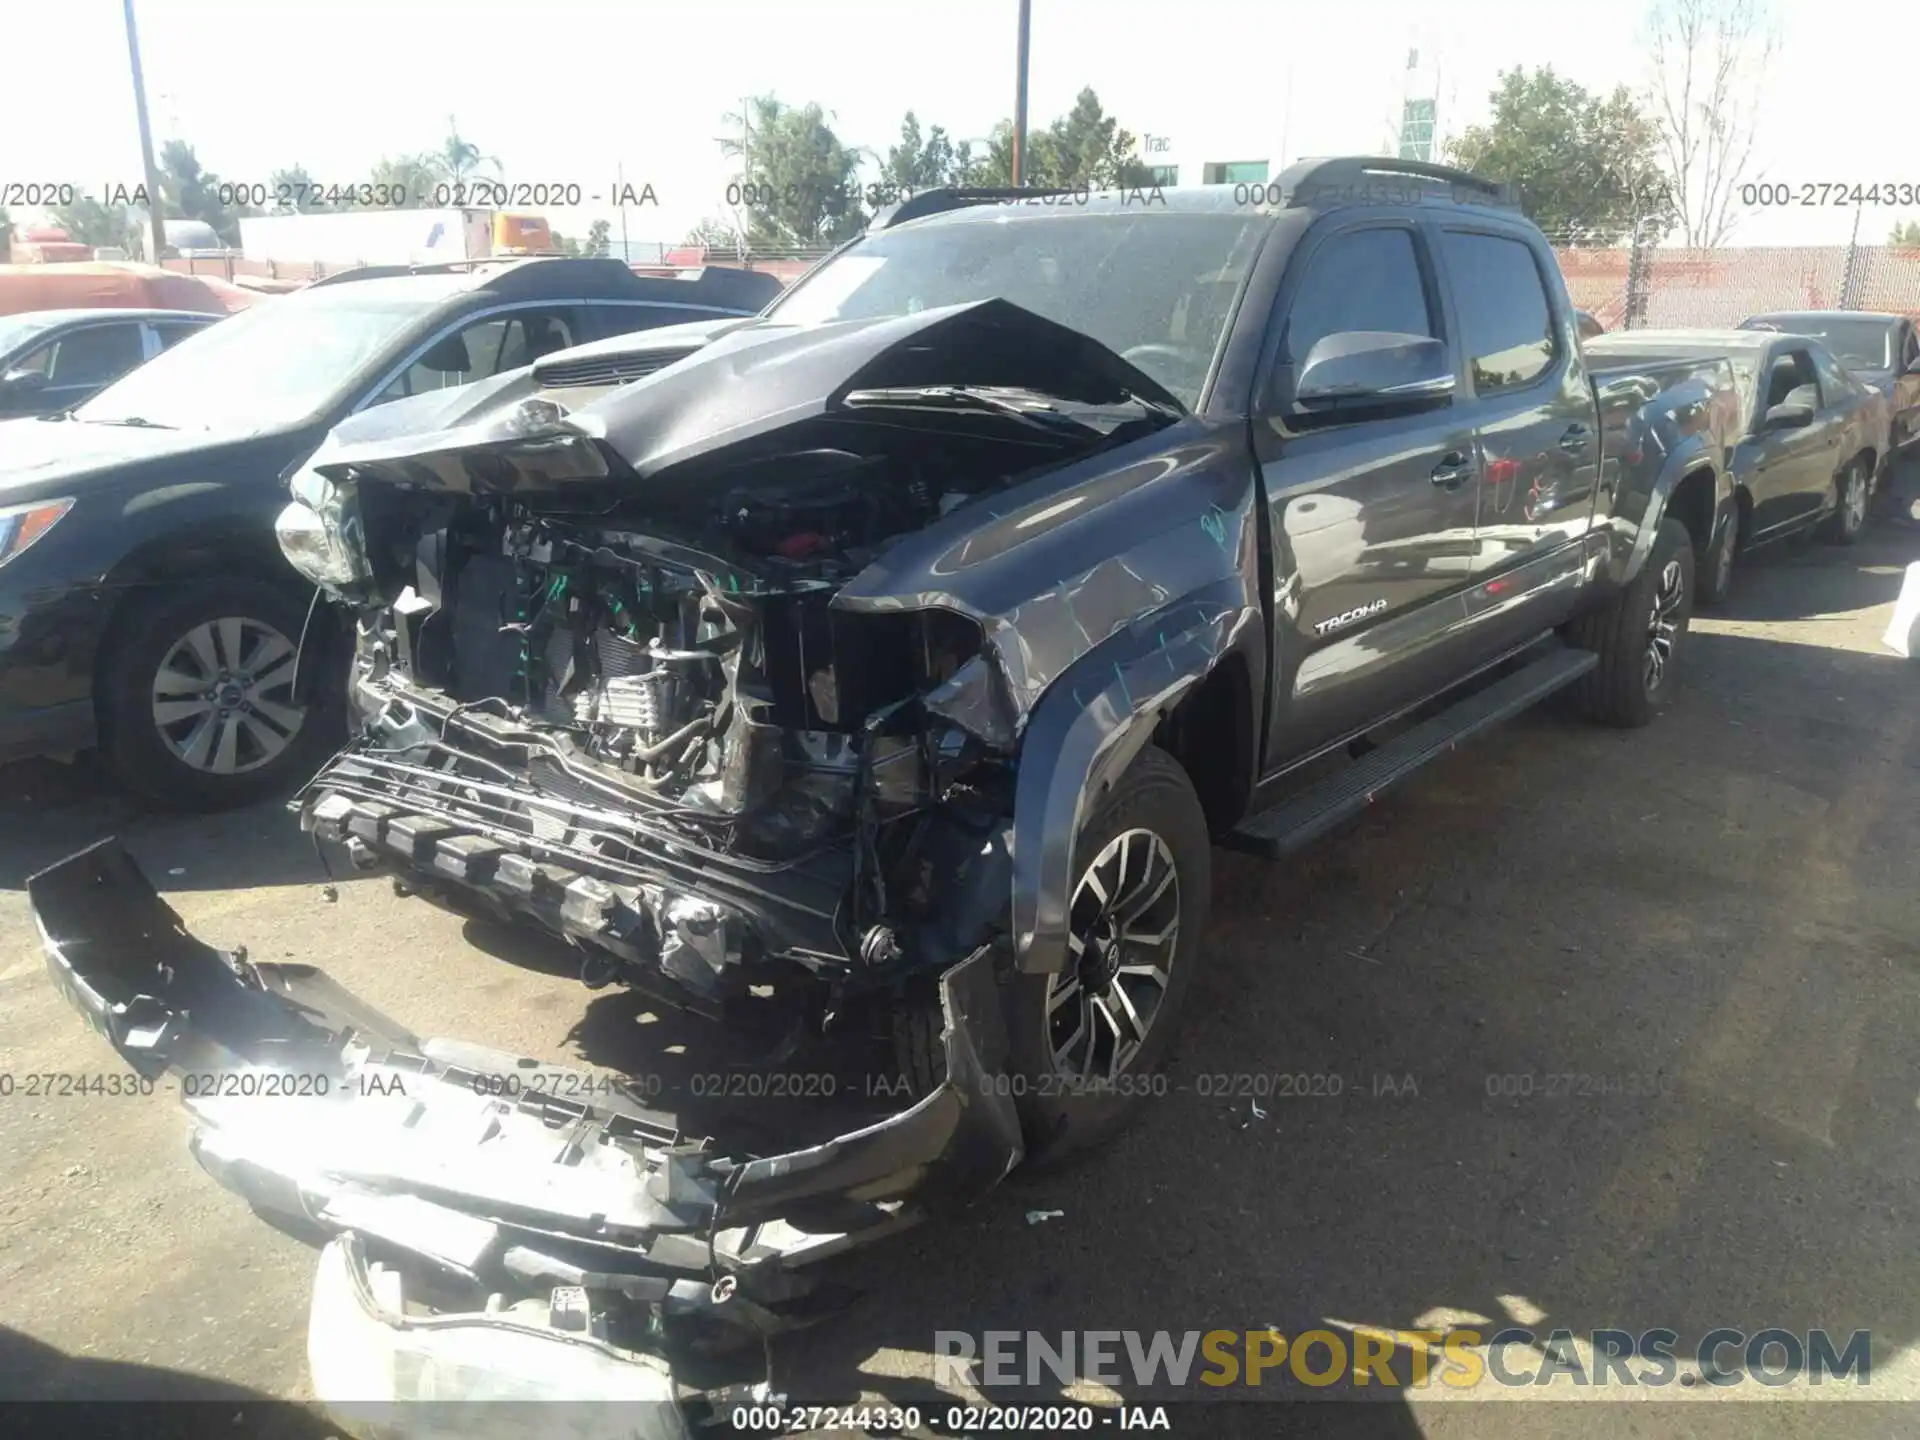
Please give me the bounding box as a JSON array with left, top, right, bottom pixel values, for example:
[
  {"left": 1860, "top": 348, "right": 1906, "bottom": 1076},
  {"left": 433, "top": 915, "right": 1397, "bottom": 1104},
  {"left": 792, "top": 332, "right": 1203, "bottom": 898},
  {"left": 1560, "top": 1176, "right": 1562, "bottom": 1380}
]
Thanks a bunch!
[
  {"left": 98, "top": 579, "right": 339, "bottom": 811},
  {"left": 1566, "top": 516, "right": 1694, "bottom": 730},
  {"left": 1000, "top": 745, "right": 1212, "bottom": 1165}
]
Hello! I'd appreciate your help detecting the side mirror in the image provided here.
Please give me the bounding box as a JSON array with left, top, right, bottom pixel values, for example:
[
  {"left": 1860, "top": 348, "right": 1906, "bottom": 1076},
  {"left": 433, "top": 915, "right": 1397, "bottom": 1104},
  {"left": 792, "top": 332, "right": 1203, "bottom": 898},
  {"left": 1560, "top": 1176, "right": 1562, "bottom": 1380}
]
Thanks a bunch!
[
  {"left": 418, "top": 333, "right": 473, "bottom": 375},
  {"left": 0, "top": 368, "right": 47, "bottom": 394},
  {"left": 1292, "top": 331, "right": 1454, "bottom": 410},
  {"left": 1764, "top": 401, "right": 1814, "bottom": 431}
]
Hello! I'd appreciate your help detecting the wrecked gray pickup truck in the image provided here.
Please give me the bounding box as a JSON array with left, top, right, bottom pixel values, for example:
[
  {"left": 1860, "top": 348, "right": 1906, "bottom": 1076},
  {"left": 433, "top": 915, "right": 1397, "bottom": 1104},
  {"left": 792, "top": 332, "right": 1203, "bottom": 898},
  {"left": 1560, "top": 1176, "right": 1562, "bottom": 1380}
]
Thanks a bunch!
[{"left": 30, "top": 158, "right": 1741, "bottom": 1426}]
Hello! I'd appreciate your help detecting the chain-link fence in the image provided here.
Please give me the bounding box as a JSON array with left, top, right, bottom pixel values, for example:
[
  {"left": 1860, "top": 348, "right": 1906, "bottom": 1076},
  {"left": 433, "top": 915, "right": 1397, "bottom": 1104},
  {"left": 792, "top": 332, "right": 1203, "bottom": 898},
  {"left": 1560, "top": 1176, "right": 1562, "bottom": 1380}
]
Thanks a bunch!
[{"left": 1546, "top": 227, "right": 1920, "bottom": 330}]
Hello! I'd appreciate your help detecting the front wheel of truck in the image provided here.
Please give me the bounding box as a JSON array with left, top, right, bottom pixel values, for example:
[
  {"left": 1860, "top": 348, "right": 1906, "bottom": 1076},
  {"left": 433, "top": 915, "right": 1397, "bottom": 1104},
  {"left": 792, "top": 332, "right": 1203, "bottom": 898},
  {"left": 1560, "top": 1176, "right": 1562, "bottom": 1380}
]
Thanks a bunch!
[
  {"left": 1002, "top": 745, "right": 1212, "bottom": 1164},
  {"left": 1566, "top": 516, "right": 1695, "bottom": 729}
]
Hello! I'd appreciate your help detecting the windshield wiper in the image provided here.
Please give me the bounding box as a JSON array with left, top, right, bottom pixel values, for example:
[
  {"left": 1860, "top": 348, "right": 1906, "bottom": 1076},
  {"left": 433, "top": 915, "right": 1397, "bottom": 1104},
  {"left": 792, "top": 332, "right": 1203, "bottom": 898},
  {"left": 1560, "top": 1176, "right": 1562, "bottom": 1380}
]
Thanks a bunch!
[{"left": 81, "top": 415, "right": 178, "bottom": 430}]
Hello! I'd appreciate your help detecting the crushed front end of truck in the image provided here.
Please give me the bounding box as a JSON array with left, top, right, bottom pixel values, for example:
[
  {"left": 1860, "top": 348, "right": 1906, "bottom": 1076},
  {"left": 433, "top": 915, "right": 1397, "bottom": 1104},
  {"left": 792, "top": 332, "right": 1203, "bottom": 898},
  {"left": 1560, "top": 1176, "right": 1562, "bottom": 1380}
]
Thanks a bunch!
[{"left": 29, "top": 298, "right": 1201, "bottom": 1424}]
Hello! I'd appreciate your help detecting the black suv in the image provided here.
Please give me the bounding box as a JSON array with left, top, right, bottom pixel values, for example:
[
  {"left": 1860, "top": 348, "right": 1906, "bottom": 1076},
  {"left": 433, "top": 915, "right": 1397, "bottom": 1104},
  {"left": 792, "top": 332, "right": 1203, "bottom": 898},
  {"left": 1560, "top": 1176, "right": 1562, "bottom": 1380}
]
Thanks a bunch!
[{"left": 0, "top": 259, "right": 776, "bottom": 806}]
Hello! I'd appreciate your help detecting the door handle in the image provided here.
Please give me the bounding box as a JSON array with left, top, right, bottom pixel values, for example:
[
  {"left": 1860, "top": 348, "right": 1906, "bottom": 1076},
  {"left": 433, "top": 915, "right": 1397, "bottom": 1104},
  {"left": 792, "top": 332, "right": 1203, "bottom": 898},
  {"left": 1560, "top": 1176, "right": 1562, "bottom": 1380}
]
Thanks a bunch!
[
  {"left": 1559, "top": 424, "right": 1591, "bottom": 453},
  {"left": 1431, "top": 453, "right": 1473, "bottom": 489}
]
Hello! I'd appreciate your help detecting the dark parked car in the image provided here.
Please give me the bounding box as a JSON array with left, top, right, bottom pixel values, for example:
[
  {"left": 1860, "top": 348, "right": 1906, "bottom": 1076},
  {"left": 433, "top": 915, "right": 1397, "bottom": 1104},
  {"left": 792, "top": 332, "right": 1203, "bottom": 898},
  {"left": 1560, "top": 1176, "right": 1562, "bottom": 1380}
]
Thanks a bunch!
[
  {"left": 1739, "top": 309, "right": 1920, "bottom": 484},
  {"left": 0, "top": 308, "right": 220, "bottom": 418},
  {"left": 34, "top": 159, "right": 1746, "bottom": 1414},
  {"left": 1585, "top": 327, "right": 1886, "bottom": 600},
  {"left": 0, "top": 259, "right": 778, "bottom": 806}
]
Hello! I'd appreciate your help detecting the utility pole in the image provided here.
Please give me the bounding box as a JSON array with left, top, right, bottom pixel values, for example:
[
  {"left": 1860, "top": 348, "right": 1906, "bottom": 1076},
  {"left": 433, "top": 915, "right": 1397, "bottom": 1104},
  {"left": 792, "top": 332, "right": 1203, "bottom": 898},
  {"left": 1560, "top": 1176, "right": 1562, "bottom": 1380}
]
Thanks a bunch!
[
  {"left": 617, "top": 161, "right": 629, "bottom": 264},
  {"left": 1011, "top": 0, "right": 1031, "bottom": 187},
  {"left": 122, "top": 0, "right": 168, "bottom": 265}
]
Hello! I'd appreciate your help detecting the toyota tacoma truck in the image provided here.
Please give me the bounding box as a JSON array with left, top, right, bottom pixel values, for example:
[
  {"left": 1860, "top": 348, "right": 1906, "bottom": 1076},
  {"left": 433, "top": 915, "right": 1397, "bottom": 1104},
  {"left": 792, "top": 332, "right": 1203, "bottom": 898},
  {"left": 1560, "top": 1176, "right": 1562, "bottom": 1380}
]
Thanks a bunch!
[{"left": 29, "top": 159, "right": 1740, "bottom": 1428}]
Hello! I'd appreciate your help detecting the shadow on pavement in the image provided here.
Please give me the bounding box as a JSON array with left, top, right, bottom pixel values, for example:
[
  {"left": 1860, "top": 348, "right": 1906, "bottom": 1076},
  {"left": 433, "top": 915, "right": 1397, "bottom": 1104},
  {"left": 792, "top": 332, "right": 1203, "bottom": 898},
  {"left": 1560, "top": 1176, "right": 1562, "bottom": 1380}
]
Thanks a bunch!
[
  {"left": 0, "top": 1327, "right": 337, "bottom": 1438},
  {"left": 1714, "top": 524, "right": 1913, "bottom": 622},
  {"left": 0, "top": 752, "right": 334, "bottom": 894},
  {"left": 755, "top": 622, "right": 1920, "bottom": 1423}
]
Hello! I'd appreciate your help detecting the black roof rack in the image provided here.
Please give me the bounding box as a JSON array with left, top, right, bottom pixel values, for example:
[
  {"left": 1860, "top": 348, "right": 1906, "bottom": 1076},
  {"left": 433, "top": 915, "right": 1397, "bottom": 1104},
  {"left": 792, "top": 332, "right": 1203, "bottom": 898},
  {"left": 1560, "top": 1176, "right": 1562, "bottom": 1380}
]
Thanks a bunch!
[
  {"left": 870, "top": 185, "right": 1095, "bottom": 229},
  {"left": 1275, "top": 156, "right": 1517, "bottom": 210}
]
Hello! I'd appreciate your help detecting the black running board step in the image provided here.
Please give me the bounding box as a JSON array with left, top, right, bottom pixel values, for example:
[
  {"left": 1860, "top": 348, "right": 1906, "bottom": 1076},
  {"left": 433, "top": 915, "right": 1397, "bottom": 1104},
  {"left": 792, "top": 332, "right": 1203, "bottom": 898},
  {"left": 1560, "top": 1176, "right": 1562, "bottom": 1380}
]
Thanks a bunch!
[{"left": 1226, "top": 646, "right": 1597, "bottom": 858}]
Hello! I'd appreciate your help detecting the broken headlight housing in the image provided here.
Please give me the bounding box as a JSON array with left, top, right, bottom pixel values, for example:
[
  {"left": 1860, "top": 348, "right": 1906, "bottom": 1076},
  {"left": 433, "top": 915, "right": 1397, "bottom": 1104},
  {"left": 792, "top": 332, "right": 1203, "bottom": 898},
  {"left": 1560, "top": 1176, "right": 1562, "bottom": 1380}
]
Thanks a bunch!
[{"left": 276, "top": 463, "right": 369, "bottom": 590}]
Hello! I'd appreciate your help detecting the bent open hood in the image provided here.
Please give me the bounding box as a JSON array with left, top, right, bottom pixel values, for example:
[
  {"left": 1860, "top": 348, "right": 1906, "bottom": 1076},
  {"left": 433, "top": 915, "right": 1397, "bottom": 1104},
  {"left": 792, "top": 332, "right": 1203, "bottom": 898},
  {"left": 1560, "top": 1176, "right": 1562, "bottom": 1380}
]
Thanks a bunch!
[{"left": 307, "top": 299, "right": 1184, "bottom": 497}]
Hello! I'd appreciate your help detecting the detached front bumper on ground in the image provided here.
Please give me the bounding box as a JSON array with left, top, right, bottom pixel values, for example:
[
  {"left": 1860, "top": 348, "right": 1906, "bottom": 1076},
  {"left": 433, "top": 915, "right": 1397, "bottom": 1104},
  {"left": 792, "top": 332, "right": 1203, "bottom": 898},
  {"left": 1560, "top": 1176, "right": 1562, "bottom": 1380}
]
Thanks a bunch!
[{"left": 27, "top": 837, "right": 1024, "bottom": 1427}]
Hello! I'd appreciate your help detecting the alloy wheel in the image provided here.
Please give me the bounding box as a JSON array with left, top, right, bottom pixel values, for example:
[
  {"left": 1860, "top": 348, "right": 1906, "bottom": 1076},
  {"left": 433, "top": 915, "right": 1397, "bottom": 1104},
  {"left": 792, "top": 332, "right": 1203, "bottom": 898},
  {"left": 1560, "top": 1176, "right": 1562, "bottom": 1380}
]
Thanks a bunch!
[
  {"left": 1643, "top": 559, "right": 1686, "bottom": 693},
  {"left": 1045, "top": 827, "right": 1180, "bottom": 1082},
  {"left": 150, "top": 616, "right": 308, "bottom": 775}
]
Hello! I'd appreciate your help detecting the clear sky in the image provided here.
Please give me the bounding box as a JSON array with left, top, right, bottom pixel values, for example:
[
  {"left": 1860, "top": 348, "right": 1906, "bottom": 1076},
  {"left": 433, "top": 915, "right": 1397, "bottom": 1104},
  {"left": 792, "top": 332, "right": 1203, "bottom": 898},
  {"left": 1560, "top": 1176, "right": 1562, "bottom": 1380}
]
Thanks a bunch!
[{"left": 1, "top": 0, "right": 1915, "bottom": 248}]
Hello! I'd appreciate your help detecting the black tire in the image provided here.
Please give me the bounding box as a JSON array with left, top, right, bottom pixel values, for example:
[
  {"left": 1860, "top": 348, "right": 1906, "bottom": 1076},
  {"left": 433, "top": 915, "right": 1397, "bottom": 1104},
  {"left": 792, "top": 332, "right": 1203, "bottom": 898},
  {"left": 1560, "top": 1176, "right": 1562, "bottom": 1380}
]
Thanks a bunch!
[
  {"left": 98, "top": 578, "right": 338, "bottom": 810},
  {"left": 995, "top": 745, "right": 1212, "bottom": 1165},
  {"left": 1697, "top": 498, "right": 1738, "bottom": 608},
  {"left": 1819, "top": 459, "right": 1869, "bottom": 545},
  {"left": 1565, "top": 516, "right": 1694, "bottom": 729}
]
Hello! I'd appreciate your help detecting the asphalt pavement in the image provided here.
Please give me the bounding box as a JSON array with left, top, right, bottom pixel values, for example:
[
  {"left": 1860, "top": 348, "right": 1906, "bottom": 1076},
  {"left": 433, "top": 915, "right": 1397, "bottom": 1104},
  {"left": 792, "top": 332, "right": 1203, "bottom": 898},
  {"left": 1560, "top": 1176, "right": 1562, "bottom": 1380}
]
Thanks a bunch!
[{"left": 3, "top": 512, "right": 1918, "bottom": 1439}]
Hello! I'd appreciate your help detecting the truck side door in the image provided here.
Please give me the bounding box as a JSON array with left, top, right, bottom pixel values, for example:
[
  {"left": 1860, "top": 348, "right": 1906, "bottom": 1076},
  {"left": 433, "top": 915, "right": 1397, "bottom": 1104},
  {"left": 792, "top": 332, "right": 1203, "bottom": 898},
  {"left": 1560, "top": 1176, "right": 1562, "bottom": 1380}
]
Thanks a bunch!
[
  {"left": 1254, "top": 218, "right": 1485, "bottom": 763},
  {"left": 1431, "top": 225, "right": 1601, "bottom": 656}
]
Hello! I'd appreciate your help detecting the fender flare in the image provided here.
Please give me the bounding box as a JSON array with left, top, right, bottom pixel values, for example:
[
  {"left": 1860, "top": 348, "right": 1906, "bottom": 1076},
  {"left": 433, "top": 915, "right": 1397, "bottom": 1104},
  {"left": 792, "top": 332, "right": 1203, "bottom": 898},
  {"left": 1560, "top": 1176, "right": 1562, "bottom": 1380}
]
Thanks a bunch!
[
  {"left": 1008, "top": 581, "right": 1261, "bottom": 975},
  {"left": 1616, "top": 437, "right": 1730, "bottom": 589}
]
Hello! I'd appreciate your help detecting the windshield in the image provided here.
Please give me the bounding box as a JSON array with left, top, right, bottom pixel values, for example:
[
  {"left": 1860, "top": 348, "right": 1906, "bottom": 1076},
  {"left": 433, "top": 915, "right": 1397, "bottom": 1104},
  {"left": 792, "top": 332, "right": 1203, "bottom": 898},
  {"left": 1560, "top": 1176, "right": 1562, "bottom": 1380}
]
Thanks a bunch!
[
  {"left": 71, "top": 293, "right": 437, "bottom": 430},
  {"left": 0, "top": 313, "right": 63, "bottom": 361},
  {"left": 1746, "top": 317, "right": 1892, "bottom": 371},
  {"left": 765, "top": 211, "right": 1270, "bottom": 407}
]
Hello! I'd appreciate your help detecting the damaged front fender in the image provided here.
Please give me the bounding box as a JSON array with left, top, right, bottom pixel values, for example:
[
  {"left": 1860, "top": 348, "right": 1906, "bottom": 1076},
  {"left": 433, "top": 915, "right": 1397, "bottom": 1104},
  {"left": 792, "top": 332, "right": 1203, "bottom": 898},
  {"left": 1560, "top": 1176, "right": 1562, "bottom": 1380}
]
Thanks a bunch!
[{"left": 28, "top": 838, "right": 1023, "bottom": 1413}]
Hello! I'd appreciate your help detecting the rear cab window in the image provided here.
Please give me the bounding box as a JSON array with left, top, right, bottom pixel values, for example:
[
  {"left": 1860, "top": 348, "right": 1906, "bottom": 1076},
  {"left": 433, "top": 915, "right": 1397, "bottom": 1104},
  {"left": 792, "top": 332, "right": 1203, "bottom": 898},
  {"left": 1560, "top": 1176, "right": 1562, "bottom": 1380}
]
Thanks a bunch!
[{"left": 1438, "top": 230, "right": 1556, "bottom": 394}]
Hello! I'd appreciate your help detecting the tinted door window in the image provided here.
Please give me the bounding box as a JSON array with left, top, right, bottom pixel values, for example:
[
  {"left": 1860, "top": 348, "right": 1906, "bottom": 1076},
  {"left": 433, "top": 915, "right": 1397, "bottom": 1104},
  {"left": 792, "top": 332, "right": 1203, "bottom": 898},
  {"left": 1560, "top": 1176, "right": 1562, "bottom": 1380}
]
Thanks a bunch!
[
  {"left": 1764, "top": 350, "right": 1819, "bottom": 411},
  {"left": 594, "top": 304, "right": 735, "bottom": 336},
  {"left": 47, "top": 324, "right": 148, "bottom": 385},
  {"left": 155, "top": 321, "right": 210, "bottom": 350},
  {"left": 1440, "top": 231, "right": 1554, "bottom": 393},
  {"left": 11, "top": 339, "right": 57, "bottom": 377},
  {"left": 1284, "top": 226, "right": 1434, "bottom": 368},
  {"left": 1810, "top": 347, "right": 1855, "bottom": 404},
  {"left": 373, "top": 308, "right": 579, "bottom": 404}
]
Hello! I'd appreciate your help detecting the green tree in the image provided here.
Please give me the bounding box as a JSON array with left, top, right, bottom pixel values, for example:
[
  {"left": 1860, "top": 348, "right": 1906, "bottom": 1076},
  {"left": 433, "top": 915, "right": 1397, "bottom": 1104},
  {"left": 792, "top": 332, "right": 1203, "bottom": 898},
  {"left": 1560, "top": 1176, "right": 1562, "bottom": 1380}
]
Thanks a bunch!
[
  {"left": 720, "top": 95, "right": 867, "bottom": 248},
  {"left": 961, "top": 89, "right": 1154, "bottom": 188},
  {"left": 0, "top": 206, "right": 12, "bottom": 259},
  {"left": 550, "top": 230, "right": 582, "bottom": 256},
  {"left": 435, "top": 117, "right": 501, "bottom": 186},
  {"left": 48, "top": 196, "right": 140, "bottom": 250},
  {"left": 1445, "top": 67, "right": 1675, "bottom": 244},
  {"left": 1891, "top": 220, "right": 1920, "bottom": 247},
  {"left": 685, "top": 218, "right": 746, "bottom": 254},
  {"left": 883, "top": 112, "right": 973, "bottom": 190},
  {"left": 584, "top": 219, "right": 611, "bottom": 257},
  {"left": 364, "top": 154, "right": 443, "bottom": 208},
  {"left": 157, "top": 138, "right": 252, "bottom": 245},
  {"left": 267, "top": 165, "right": 331, "bottom": 213}
]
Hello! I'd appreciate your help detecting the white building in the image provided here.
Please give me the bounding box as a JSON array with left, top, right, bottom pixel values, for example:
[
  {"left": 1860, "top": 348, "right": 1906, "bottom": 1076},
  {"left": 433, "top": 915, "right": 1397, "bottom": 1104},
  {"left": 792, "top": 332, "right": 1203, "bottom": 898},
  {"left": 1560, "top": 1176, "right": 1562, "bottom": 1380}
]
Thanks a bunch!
[{"left": 1126, "top": 40, "right": 1452, "bottom": 190}]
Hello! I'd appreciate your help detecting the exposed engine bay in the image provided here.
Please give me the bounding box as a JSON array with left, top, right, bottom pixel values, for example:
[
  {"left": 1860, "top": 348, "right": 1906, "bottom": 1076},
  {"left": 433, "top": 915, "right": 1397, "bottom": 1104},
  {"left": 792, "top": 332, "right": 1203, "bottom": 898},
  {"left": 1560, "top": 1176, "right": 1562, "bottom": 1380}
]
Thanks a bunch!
[{"left": 286, "top": 298, "right": 1184, "bottom": 1039}]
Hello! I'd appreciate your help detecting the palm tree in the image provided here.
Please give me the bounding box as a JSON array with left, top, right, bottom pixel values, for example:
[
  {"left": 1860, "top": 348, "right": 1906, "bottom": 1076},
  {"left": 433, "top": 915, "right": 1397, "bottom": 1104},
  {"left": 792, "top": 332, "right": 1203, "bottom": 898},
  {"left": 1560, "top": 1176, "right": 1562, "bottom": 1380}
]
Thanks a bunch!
[{"left": 436, "top": 118, "right": 501, "bottom": 186}]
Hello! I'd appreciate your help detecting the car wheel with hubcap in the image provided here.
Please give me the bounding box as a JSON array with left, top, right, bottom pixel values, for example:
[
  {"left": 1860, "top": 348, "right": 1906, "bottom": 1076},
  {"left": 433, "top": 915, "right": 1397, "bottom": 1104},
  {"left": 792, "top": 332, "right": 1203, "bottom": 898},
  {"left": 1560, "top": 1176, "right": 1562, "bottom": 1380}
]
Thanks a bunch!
[
  {"left": 99, "top": 578, "right": 339, "bottom": 810},
  {"left": 1819, "top": 460, "right": 1869, "bottom": 545}
]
